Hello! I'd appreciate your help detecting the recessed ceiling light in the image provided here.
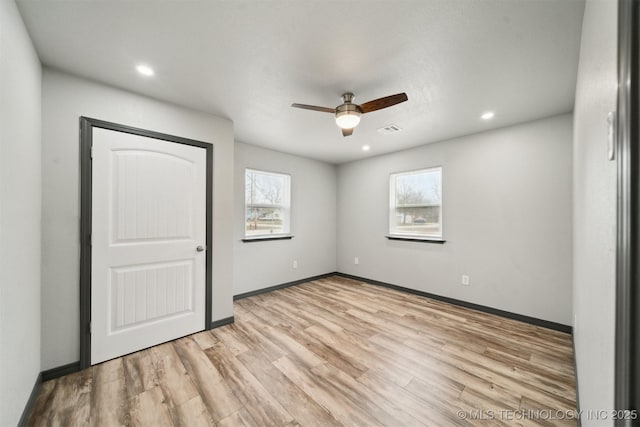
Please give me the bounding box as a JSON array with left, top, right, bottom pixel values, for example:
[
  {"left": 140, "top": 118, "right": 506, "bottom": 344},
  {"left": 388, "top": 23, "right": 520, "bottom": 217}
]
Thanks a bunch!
[
  {"left": 481, "top": 111, "right": 495, "bottom": 120},
  {"left": 362, "top": 145, "right": 371, "bottom": 151},
  {"left": 136, "top": 64, "right": 155, "bottom": 77}
]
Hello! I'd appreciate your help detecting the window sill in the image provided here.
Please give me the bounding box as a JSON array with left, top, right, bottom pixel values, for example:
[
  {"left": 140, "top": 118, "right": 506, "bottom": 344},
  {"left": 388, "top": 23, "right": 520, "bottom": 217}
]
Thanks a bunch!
[
  {"left": 385, "top": 235, "right": 446, "bottom": 244},
  {"left": 242, "top": 235, "right": 294, "bottom": 242}
]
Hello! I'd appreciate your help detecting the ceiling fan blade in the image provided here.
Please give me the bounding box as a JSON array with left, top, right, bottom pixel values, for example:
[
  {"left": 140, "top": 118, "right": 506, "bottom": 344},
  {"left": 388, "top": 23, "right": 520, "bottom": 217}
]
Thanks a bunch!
[
  {"left": 359, "top": 93, "right": 408, "bottom": 113},
  {"left": 291, "top": 103, "right": 336, "bottom": 113},
  {"left": 342, "top": 128, "right": 354, "bottom": 137}
]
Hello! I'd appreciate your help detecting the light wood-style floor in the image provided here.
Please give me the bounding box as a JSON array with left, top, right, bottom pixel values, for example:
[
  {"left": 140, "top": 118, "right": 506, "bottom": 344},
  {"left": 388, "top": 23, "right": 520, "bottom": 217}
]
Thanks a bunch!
[{"left": 27, "top": 276, "right": 577, "bottom": 426}]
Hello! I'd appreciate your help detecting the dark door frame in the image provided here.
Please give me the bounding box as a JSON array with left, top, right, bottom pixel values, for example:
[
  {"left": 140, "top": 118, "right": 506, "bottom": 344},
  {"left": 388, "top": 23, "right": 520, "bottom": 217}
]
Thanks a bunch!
[
  {"left": 79, "top": 117, "right": 213, "bottom": 369},
  {"left": 615, "top": 0, "right": 639, "bottom": 423}
]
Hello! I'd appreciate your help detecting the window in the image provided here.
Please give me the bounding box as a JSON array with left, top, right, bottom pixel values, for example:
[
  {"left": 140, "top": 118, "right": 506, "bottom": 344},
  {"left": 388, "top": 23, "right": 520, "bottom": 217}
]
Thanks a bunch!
[
  {"left": 389, "top": 167, "right": 442, "bottom": 240},
  {"left": 245, "top": 168, "right": 291, "bottom": 238}
]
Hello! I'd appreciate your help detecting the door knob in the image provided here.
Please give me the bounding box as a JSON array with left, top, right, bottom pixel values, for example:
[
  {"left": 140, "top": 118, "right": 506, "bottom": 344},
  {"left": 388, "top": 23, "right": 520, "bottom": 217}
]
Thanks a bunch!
[{"left": 196, "top": 245, "right": 205, "bottom": 252}]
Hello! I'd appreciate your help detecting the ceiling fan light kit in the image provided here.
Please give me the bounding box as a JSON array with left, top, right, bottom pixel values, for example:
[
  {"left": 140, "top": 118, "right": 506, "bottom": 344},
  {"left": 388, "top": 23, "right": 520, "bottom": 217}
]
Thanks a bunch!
[
  {"left": 335, "top": 92, "right": 361, "bottom": 129},
  {"left": 292, "top": 91, "right": 408, "bottom": 137},
  {"left": 335, "top": 107, "right": 361, "bottom": 129}
]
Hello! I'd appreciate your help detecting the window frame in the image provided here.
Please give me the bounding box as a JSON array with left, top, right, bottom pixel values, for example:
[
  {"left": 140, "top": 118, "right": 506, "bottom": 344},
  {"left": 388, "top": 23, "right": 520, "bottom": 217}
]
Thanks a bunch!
[
  {"left": 244, "top": 168, "right": 292, "bottom": 240},
  {"left": 388, "top": 166, "right": 444, "bottom": 242}
]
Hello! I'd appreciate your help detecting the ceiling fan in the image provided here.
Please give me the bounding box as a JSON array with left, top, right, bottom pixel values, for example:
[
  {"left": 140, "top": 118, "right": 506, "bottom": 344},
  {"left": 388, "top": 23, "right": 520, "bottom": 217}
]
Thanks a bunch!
[{"left": 291, "top": 92, "right": 408, "bottom": 137}]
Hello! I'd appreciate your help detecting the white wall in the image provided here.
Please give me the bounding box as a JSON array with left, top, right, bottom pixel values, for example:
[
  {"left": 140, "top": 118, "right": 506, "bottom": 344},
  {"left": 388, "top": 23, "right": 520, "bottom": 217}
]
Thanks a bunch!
[
  {"left": 572, "top": 0, "right": 618, "bottom": 422},
  {"left": 234, "top": 142, "right": 336, "bottom": 295},
  {"left": 0, "top": 1, "right": 42, "bottom": 424},
  {"left": 41, "top": 69, "right": 234, "bottom": 370},
  {"left": 337, "top": 114, "right": 573, "bottom": 325}
]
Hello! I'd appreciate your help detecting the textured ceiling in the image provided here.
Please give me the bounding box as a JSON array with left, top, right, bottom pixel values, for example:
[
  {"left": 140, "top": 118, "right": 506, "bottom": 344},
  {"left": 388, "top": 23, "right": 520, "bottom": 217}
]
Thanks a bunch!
[{"left": 17, "top": 0, "right": 585, "bottom": 164}]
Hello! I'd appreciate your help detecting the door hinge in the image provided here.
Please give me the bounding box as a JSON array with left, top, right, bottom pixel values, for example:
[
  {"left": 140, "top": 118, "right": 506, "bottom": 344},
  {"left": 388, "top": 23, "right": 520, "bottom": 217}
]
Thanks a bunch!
[
  {"left": 90, "top": 145, "right": 94, "bottom": 159},
  {"left": 88, "top": 322, "right": 92, "bottom": 334}
]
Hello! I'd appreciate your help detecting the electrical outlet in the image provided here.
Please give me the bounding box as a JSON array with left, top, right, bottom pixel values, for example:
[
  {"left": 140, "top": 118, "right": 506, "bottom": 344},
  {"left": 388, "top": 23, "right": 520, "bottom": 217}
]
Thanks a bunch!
[
  {"left": 293, "top": 260, "right": 298, "bottom": 269},
  {"left": 461, "top": 275, "right": 470, "bottom": 286},
  {"left": 354, "top": 257, "right": 359, "bottom": 265}
]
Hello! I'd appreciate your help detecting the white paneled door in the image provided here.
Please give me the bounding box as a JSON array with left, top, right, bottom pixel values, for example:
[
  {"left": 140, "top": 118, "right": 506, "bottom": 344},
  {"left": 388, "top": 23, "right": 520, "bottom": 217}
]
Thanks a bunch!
[{"left": 91, "top": 127, "right": 207, "bottom": 365}]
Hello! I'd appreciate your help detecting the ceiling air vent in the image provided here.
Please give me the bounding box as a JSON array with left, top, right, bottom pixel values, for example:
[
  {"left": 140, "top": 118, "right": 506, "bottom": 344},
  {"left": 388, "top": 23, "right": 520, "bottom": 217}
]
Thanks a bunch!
[{"left": 377, "top": 124, "right": 403, "bottom": 134}]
